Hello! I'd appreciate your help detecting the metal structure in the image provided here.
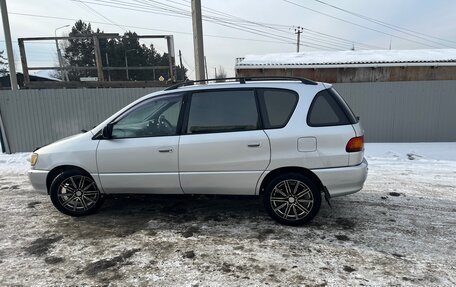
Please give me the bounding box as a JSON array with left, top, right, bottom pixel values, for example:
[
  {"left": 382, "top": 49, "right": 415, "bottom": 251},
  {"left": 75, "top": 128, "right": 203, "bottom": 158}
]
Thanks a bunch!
[
  {"left": 0, "top": 0, "right": 18, "bottom": 90},
  {"left": 1, "top": 80, "right": 456, "bottom": 153},
  {"left": 17, "top": 34, "right": 177, "bottom": 88}
]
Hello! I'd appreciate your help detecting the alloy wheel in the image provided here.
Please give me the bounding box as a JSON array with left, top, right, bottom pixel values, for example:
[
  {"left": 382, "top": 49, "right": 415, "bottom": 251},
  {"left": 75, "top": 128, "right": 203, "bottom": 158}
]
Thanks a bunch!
[
  {"left": 57, "top": 175, "right": 100, "bottom": 212},
  {"left": 269, "top": 179, "right": 314, "bottom": 221}
]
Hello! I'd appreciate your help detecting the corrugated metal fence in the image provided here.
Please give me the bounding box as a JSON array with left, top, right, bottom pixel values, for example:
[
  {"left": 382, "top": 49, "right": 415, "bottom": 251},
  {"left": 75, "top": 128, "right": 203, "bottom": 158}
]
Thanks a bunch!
[
  {"left": 0, "top": 81, "right": 455, "bottom": 153},
  {"left": 0, "top": 88, "right": 161, "bottom": 153},
  {"left": 334, "top": 81, "right": 456, "bottom": 142}
]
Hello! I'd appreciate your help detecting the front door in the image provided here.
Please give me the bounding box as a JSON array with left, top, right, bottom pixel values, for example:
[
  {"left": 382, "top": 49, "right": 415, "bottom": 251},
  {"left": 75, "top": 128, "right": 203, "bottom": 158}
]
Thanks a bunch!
[
  {"left": 96, "top": 94, "right": 184, "bottom": 194},
  {"left": 179, "top": 89, "right": 271, "bottom": 195}
]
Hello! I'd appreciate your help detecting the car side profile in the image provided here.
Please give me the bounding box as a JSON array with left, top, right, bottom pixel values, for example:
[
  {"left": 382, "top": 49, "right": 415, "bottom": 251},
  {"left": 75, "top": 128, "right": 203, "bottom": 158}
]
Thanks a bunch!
[{"left": 28, "top": 77, "right": 368, "bottom": 225}]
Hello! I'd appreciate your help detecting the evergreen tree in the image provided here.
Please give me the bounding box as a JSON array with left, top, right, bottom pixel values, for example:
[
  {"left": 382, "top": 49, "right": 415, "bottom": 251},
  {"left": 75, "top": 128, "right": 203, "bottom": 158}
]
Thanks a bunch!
[
  {"left": 62, "top": 20, "right": 186, "bottom": 81},
  {"left": 64, "top": 20, "right": 98, "bottom": 80}
]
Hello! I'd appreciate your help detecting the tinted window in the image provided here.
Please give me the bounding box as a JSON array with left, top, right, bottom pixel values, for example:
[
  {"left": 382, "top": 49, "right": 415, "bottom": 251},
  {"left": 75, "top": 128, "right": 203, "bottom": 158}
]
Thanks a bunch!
[
  {"left": 112, "top": 95, "right": 182, "bottom": 138},
  {"left": 307, "top": 89, "right": 352, "bottom": 126},
  {"left": 330, "top": 88, "right": 358, "bottom": 124},
  {"left": 187, "top": 90, "right": 258, "bottom": 134},
  {"left": 258, "top": 89, "right": 298, "bottom": 128}
]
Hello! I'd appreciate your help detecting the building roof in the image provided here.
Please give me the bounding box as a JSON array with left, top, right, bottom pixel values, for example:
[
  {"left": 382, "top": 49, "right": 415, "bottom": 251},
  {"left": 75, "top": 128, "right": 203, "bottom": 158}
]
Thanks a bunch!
[
  {"left": 236, "top": 49, "right": 456, "bottom": 69},
  {"left": 0, "top": 72, "right": 59, "bottom": 89}
]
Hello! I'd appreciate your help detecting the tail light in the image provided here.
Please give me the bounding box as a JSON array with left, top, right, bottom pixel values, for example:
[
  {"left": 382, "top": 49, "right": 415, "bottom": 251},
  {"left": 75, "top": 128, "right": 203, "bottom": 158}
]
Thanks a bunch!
[{"left": 346, "top": 136, "right": 364, "bottom": 152}]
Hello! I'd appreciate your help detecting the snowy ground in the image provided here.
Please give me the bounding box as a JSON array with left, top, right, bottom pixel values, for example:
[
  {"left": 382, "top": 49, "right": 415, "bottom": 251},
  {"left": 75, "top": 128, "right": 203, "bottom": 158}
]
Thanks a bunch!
[{"left": 0, "top": 143, "right": 455, "bottom": 286}]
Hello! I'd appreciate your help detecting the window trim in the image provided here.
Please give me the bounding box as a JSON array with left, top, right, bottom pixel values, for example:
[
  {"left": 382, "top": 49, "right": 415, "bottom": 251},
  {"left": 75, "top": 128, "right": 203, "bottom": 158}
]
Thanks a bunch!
[
  {"left": 94, "top": 93, "right": 187, "bottom": 140},
  {"left": 256, "top": 88, "right": 299, "bottom": 130},
  {"left": 306, "top": 88, "right": 357, "bottom": 128},
  {"left": 182, "top": 88, "right": 262, "bottom": 135}
]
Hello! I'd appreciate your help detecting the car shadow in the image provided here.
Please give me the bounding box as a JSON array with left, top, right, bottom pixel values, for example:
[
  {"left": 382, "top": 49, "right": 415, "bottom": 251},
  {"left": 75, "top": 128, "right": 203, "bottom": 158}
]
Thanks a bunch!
[{"left": 49, "top": 193, "right": 363, "bottom": 241}]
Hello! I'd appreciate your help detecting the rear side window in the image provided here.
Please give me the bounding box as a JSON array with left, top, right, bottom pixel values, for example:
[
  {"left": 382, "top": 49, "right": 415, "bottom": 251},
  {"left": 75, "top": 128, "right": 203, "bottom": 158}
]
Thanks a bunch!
[
  {"left": 258, "top": 89, "right": 298, "bottom": 129},
  {"left": 307, "top": 88, "right": 357, "bottom": 127},
  {"left": 187, "top": 90, "right": 259, "bottom": 134}
]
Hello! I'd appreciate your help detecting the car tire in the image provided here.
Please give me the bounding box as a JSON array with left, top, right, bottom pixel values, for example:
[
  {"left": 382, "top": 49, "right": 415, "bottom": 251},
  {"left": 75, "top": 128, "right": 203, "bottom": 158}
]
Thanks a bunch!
[
  {"left": 49, "top": 170, "right": 104, "bottom": 216},
  {"left": 263, "top": 173, "right": 321, "bottom": 226}
]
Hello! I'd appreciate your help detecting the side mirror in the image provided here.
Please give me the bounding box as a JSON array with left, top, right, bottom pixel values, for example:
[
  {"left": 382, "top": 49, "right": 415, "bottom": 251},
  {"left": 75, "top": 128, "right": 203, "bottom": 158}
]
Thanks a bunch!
[{"left": 102, "top": 123, "right": 113, "bottom": 139}]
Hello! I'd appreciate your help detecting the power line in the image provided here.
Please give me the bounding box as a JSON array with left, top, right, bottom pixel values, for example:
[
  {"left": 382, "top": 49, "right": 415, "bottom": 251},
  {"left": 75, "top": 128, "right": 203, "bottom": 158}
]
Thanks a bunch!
[
  {"left": 313, "top": 0, "right": 456, "bottom": 47},
  {"left": 160, "top": 0, "right": 382, "bottom": 49},
  {"left": 13, "top": 0, "right": 385, "bottom": 52},
  {"left": 73, "top": 0, "right": 364, "bottom": 50},
  {"left": 7, "top": 12, "right": 294, "bottom": 45},
  {"left": 281, "top": 0, "right": 443, "bottom": 49},
  {"left": 73, "top": 0, "right": 373, "bottom": 50},
  {"left": 76, "top": 0, "right": 128, "bottom": 31},
  {"left": 71, "top": 0, "right": 336, "bottom": 49}
]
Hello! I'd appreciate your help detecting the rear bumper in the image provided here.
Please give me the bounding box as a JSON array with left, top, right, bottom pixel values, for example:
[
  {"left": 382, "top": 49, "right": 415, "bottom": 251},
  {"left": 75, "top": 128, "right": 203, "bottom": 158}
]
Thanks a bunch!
[
  {"left": 312, "top": 158, "right": 368, "bottom": 197},
  {"left": 28, "top": 169, "right": 49, "bottom": 194}
]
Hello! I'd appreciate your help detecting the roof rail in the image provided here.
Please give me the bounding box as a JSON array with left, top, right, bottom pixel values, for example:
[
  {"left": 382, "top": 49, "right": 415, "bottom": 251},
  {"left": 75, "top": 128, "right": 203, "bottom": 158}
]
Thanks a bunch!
[{"left": 164, "top": 76, "right": 317, "bottom": 91}]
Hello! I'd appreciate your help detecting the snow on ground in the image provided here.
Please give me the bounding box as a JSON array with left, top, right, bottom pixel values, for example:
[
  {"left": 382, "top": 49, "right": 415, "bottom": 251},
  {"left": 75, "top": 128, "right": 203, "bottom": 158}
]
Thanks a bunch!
[{"left": 0, "top": 143, "right": 455, "bottom": 286}]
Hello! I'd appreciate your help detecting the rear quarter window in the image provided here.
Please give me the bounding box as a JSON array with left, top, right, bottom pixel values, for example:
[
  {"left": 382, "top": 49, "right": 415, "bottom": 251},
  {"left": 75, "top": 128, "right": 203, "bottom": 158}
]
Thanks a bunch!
[
  {"left": 307, "top": 88, "right": 357, "bottom": 127},
  {"left": 258, "top": 89, "right": 298, "bottom": 129}
]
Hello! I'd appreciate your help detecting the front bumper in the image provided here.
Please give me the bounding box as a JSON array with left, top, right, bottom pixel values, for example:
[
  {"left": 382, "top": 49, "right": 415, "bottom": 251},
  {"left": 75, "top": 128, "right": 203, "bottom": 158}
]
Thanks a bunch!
[
  {"left": 312, "top": 158, "right": 368, "bottom": 197},
  {"left": 28, "top": 169, "right": 49, "bottom": 194}
]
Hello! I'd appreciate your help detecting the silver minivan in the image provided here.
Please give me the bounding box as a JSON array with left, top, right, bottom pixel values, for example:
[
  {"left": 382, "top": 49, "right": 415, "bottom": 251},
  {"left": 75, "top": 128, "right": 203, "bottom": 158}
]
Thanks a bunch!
[{"left": 29, "top": 77, "right": 368, "bottom": 225}]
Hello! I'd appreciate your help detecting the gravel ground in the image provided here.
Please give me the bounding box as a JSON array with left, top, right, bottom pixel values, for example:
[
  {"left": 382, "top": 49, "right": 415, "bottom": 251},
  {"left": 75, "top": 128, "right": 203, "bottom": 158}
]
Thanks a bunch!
[{"left": 0, "top": 146, "right": 455, "bottom": 286}]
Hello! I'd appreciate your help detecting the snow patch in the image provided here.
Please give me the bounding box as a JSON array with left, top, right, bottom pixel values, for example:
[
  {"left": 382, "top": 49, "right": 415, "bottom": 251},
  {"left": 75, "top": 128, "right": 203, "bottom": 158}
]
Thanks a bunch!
[
  {"left": 237, "top": 49, "right": 456, "bottom": 67},
  {"left": 365, "top": 142, "right": 456, "bottom": 162},
  {"left": 0, "top": 152, "right": 31, "bottom": 176}
]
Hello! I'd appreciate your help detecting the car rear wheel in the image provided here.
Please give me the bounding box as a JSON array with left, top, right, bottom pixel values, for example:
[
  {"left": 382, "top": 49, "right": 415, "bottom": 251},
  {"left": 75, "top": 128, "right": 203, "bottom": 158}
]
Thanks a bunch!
[
  {"left": 50, "top": 170, "right": 104, "bottom": 216},
  {"left": 263, "top": 173, "right": 321, "bottom": 226}
]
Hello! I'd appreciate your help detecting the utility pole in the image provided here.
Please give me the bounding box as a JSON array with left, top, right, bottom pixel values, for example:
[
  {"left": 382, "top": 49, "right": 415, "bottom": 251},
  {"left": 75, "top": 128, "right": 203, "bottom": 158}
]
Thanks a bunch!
[
  {"left": 294, "top": 26, "right": 304, "bottom": 53},
  {"left": 191, "top": 0, "right": 205, "bottom": 80},
  {"left": 1, "top": 0, "right": 18, "bottom": 90},
  {"left": 214, "top": 67, "right": 217, "bottom": 78}
]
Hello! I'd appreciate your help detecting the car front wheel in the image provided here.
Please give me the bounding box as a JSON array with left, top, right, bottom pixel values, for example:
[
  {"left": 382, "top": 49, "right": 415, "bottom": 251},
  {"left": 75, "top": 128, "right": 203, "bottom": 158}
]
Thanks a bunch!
[
  {"left": 50, "top": 170, "right": 104, "bottom": 216},
  {"left": 263, "top": 173, "right": 321, "bottom": 226}
]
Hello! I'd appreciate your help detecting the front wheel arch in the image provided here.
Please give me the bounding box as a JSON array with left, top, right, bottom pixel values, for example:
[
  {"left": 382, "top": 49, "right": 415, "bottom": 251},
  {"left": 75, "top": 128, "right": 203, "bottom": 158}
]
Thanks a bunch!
[{"left": 46, "top": 165, "right": 92, "bottom": 194}]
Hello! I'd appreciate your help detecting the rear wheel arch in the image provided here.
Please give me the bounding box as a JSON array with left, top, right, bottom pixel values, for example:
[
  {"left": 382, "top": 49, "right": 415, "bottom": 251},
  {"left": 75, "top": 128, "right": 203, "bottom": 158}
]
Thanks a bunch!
[
  {"left": 46, "top": 165, "right": 92, "bottom": 194},
  {"left": 259, "top": 166, "right": 324, "bottom": 196}
]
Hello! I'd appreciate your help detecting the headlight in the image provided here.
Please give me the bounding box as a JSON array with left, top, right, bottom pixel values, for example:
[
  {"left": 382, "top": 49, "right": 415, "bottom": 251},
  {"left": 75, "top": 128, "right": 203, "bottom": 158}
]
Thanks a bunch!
[{"left": 31, "top": 153, "right": 39, "bottom": 166}]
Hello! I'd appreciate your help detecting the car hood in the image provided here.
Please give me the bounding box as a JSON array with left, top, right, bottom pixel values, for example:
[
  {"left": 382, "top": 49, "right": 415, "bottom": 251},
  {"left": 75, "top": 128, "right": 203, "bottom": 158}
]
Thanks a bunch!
[{"left": 36, "top": 132, "right": 92, "bottom": 154}]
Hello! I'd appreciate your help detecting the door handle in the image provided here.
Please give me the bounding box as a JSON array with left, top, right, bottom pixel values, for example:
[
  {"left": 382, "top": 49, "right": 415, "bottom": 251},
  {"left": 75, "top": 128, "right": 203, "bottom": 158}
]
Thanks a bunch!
[
  {"left": 158, "top": 147, "right": 173, "bottom": 153},
  {"left": 247, "top": 143, "right": 261, "bottom": 148}
]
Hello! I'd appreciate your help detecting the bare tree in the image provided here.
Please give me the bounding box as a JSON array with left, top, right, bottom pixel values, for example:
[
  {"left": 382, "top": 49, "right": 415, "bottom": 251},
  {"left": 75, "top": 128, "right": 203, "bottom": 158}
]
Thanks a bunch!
[
  {"left": 215, "top": 65, "right": 227, "bottom": 82},
  {"left": 51, "top": 35, "right": 70, "bottom": 80}
]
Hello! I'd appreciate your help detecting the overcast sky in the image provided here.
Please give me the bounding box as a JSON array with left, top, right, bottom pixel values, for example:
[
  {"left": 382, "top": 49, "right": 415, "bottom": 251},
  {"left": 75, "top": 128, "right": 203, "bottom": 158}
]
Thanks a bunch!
[{"left": 2, "top": 0, "right": 456, "bottom": 78}]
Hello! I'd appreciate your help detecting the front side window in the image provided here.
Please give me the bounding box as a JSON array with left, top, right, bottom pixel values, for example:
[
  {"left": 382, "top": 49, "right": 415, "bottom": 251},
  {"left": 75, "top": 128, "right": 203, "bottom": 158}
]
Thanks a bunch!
[
  {"left": 111, "top": 95, "right": 182, "bottom": 138},
  {"left": 187, "top": 90, "right": 259, "bottom": 134}
]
